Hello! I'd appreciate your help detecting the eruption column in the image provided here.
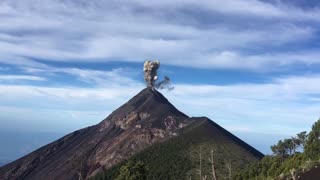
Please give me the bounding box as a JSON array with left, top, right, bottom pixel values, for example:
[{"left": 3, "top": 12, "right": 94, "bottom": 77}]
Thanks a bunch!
[{"left": 143, "top": 60, "right": 160, "bottom": 88}]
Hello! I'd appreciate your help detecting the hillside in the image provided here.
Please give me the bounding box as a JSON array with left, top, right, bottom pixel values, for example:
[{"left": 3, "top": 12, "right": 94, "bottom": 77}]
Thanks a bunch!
[
  {"left": 94, "top": 117, "right": 263, "bottom": 180},
  {"left": 0, "top": 88, "right": 263, "bottom": 180}
]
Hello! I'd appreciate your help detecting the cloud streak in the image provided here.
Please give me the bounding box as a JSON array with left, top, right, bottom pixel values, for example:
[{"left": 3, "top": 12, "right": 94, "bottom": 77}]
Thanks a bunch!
[
  {"left": 0, "top": 0, "right": 319, "bottom": 71},
  {"left": 0, "top": 75, "right": 46, "bottom": 81},
  {"left": 1, "top": 74, "right": 319, "bottom": 135}
]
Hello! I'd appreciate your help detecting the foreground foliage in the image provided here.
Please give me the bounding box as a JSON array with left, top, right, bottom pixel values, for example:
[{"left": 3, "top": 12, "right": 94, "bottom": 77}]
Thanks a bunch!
[
  {"left": 235, "top": 119, "right": 320, "bottom": 180},
  {"left": 114, "top": 161, "right": 147, "bottom": 180}
]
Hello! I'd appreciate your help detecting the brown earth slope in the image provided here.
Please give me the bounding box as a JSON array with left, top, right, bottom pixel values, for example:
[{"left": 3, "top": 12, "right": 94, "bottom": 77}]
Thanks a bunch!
[{"left": 299, "top": 165, "right": 320, "bottom": 180}]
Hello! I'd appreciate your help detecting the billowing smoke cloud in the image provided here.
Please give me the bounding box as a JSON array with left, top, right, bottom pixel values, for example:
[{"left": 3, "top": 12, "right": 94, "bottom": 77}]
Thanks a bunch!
[
  {"left": 143, "top": 60, "right": 160, "bottom": 88},
  {"left": 143, "top": 60, "right": 174, "bottom": 90}
]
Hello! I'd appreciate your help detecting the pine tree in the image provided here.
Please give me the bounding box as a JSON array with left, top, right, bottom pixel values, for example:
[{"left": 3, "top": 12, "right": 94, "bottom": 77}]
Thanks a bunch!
[
  {"left": 271, "top": 140, "right": 287, "bottom": 159},
  {"left": 283, "top": 138, "right": 294, "bottom": 156},
  {"left": 296, "top": 131, "right": 308, "bottom": 150},
  {"left": 304, "top": 119, "right": 320, "bottom": 160}
]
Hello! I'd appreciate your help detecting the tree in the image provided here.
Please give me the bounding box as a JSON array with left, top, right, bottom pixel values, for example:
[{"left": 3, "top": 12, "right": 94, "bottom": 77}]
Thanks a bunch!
[
  {"left": 284, "top": 138, "right": 295, "bottom": 156},
  {"left": 291, "top": 137, "right": 300, "bottom": 154},
  {"left": 196, "top": 145, "right": 208, "bottom": 180},
  {"left": 115, "top": 161, "right": 147, "bottom": 180},
  {"left": 296, "top": 131, "right": 308, "bottom": 150},
  {"left": 225, "top": 159, "right": 232, "bottom": 180},
  {"left": 71, "top": 153, "right": 87, "bottom": 180},
  {"left": 271, "top": 140, "right": 288, "bottom": 159},
  {"left": 197, "top": 145, "right": 203, "bottom": 180},
  {"left": 304, "top": 119, "right": 320, "bottom": 160},
  {"left": 208, "top": 149, "right": 217, "bottom": 180},
  {"left": 290, "top": 168, "right": 298, "bottom": 180},
  {"left": 235, "top": 118, "right": 320, "bottom": 180}
]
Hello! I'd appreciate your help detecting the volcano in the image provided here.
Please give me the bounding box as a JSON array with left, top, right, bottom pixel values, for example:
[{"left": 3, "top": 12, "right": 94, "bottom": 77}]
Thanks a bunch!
[{"left": 0, "top": 88, "right": 263, "bottom": 180}]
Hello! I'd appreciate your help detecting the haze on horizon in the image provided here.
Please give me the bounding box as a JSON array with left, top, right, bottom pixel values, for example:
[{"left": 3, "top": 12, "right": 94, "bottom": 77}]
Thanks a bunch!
[{"left": 1, "top": 0, "right": 320, "bottom": 163}]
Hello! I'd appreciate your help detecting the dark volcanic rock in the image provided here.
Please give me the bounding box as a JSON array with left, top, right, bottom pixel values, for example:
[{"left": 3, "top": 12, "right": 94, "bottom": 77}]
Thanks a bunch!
[{"left": 0, "top": 88, "right": 264, "bottom": 180}]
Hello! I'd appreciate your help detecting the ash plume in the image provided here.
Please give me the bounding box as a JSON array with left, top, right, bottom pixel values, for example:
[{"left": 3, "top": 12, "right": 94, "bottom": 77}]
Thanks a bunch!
[
  {"left": 144, "top": 60, "right": 160, "bottom": 88},
  {"left": 155, "top": 76, "right": 174, "bottom": 91},
  {"left": 143, "top": 60, "right": 174, "bottom": 91}
]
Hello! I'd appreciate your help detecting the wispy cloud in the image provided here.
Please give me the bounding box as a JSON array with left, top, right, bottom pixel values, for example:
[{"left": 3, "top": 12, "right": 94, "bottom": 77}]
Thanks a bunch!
[
  {"left": 1, "top": 74, "right": 319, "bottom": 135},
  {"left": 19, "top": 64, "right": 142, "bottom": 87},
  {"left": 163, "top": 75, "right": 320, "bottom": 134},
  {"left": 0, "top": 0, "right": 319, "bottom": 70},
  {"left": 0, "top": 75, "right": 46, "bottom": 81}
]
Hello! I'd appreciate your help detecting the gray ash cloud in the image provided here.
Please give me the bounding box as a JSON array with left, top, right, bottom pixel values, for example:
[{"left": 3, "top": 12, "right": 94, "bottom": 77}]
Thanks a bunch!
[{"left": 143, "top": 60, "right": 174, "bottom": 91}]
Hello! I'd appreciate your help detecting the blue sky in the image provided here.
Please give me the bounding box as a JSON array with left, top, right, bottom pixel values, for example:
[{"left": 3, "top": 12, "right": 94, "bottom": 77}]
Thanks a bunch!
[{"left": 1, "top": 0, "right": 320, "bottom": 161}]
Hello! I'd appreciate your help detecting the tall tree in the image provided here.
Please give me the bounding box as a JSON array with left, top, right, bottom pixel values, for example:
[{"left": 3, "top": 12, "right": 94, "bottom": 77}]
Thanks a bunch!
[
  {"left": 304, "top": 119, "right": 320, "bottom": 160},
  {"left": 296, "top": 131, "right": 308, "bottom": 150},
  {"left": 208, "top": 149, "right": 217, "bottom": 180},
  {"left": 196, "top": 145, "right": 208, "bottom": 180},
  {"left": 284, "top": 138, "right": 295, "bottom": 156},
  {"left": 291, "top": 136, "right": 300, "bottom": 154},
  {"left": 271, "top": 140, "right": 287, "bottom": 159}
]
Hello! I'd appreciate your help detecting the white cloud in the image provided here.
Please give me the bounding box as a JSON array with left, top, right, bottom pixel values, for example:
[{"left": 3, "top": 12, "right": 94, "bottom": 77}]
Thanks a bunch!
[
  {"left": 103, "top": 0, "right": 320, "bottom": 20},
  {"left": 162, "top": 75, "right": 320, "bottom": 134},
  {"left": 0, "top": 84, "right": 143, "bottom": 102},
  {"left": 1, "top": 74, "right": 319, "bottom": 136},
  {"left": 0, "top": 75, "right": 46, "bottom": 81},
  {"left": 0, "top": 84, "right": 144, "bottom": 132},
  {"left": 18, "top": 64, "right": 142, "bottom": 87},
  {"left": 0, "top": 54, "right": 49, "bottom": 68},
  {"left": 0, "top": 0, "right": 319, "bottom": 71}
]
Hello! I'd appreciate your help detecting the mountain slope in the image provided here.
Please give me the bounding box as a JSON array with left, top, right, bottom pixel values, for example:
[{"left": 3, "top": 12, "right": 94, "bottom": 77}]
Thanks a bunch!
[
  {"left": 94, "top": 117, "right": 263, "bottom": 180},
  {"left": 0, "top": 88, "right": 191, "bottom": 180},
  {"left": 0, "top": 88, "right": 263, "bottom": 180}
]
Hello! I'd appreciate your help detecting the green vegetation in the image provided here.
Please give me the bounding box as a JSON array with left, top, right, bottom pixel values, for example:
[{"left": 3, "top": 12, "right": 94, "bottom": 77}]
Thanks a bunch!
[
  {"left": 114, "top": 161, "right": 147, "bottom": 180},
  {"left": 235, "top": 119, "right": 320, "bottom": 180},
  {"left": 305, "top": 120, "right": 320, "bottom": 161},
  {"left": 91, "top": 118, "right": 320, "bottom": 180},
  {"left": 92, "top": 119, "right": 261, "bottom": 180}
]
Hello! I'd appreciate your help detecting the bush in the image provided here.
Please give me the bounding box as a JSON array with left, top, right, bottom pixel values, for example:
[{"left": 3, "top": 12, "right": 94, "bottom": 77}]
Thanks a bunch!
[{"left": 115, "top": 161, "right": 147, "bottom": 180}]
